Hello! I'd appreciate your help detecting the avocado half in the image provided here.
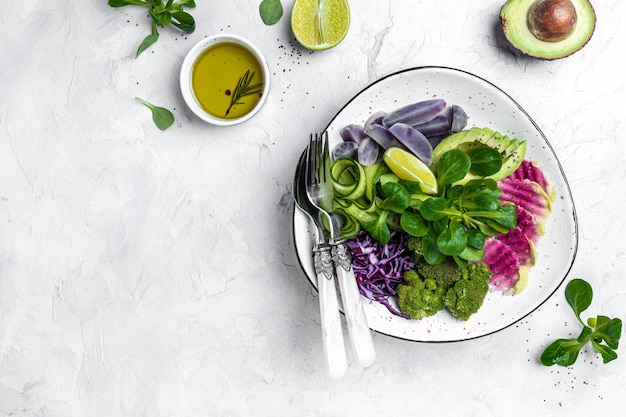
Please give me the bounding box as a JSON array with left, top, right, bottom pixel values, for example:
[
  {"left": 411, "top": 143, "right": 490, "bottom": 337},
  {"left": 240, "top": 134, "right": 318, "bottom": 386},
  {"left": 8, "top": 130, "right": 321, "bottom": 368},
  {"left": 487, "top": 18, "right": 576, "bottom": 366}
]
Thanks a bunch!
[
  {"left": 500, "top": 0, "right": 597, "bottom": 60},
  {"left": 431, "top": 127, "right": 526, "bottom": 184}
]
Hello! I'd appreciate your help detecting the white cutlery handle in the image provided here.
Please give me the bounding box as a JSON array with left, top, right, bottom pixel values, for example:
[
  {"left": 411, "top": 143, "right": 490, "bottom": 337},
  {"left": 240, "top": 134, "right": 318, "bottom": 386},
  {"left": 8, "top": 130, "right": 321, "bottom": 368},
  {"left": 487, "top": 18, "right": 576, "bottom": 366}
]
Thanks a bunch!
[
  {"left": 332, "top": 243, "right": 376, "bottom": 367},
  {"left": 314, "top": 247, "right": 348, "bottom": 378}
]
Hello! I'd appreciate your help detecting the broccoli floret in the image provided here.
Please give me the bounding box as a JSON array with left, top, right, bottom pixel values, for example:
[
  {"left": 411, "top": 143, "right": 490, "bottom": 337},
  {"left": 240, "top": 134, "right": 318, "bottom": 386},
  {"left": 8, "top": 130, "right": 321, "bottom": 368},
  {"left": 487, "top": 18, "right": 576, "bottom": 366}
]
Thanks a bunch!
[
  {"left": 405, "top": 236, "right": 422, "bottom": 252},
  {"left": 402, "top": 269, "right": 422, "bottom": 285},
  {"left": 417, "top": 257, "right": 462, "bottom": 289},
  {"left": 460, "top": 261, "right": 492, "bottom": 281},
  {"left": 443, "top": 262, "right": 492, "bottom": 321},
  {"left": 405, "top": 236, "right": 424, "bottom": 259},
  {"left": 397, "top": 270, "right": 446, "bottom": 320}
]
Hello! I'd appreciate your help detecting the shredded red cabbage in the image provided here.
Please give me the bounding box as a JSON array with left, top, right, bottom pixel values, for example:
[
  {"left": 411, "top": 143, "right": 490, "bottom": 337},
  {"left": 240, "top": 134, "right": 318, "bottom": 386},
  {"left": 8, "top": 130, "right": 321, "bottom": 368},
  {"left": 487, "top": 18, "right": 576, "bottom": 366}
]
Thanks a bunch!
[{"left": 346, "top": 230, "right": 415, "bottom": 318}]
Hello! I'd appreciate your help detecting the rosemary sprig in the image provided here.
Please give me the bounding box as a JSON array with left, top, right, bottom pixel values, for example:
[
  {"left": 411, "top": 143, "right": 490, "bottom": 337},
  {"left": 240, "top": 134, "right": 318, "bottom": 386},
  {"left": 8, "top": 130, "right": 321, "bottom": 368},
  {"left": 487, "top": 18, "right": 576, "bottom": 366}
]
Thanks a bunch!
[{"left": 225, "top": 70, "right": 264, "bottom": 116}]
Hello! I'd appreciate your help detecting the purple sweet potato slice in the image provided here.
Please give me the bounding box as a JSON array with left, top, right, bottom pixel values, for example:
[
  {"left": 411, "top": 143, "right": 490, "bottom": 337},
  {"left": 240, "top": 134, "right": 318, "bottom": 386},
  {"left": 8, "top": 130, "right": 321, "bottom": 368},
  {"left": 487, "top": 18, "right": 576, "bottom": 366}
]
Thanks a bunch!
[
  {"left": 364, "top": 123, "right": 404, "bottom": 149},
  {"left": 340, "top": 124, "right": 367, "bottom": 144}
]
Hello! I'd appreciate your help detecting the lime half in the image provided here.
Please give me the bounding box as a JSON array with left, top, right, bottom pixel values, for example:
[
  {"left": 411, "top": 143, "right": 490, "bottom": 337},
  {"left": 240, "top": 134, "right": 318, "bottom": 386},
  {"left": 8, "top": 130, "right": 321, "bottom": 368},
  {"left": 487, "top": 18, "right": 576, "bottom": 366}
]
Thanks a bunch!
[
  {"left": 383, "top": 147, "right": 438, "bottom": 195},
  {"left": 291, "top": 0, "right": 350, "bottom": 50}
]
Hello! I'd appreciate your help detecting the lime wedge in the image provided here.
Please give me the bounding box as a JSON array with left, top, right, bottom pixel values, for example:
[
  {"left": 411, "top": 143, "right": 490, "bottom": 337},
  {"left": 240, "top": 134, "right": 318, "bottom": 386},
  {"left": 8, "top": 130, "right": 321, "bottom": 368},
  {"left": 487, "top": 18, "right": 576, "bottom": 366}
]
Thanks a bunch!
[
  {"left": 291, "top": 0, "right": 350, "bottom": 50},
  {"left": 383, "top": 147, "right": 438, "bottom": 194}
]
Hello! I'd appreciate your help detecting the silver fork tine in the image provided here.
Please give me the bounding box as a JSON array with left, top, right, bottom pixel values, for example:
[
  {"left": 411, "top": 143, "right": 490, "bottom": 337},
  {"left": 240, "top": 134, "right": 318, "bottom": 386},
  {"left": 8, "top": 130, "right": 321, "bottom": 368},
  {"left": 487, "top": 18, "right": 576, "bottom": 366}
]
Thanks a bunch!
[
  {"left": 321, "top": 131, "right": 329, "bottom": 183},
  {"left": 306, "top": 133, "right": 312, "bottom": 183},
  {"left": 306, "top": 133, "right": 316, "bottom": 190},
  {"left": 313, "top": 134, "right": 322, "bottom": 185},
  {"left": 316, "top": 132, "right": 324, "bottom": 184}
]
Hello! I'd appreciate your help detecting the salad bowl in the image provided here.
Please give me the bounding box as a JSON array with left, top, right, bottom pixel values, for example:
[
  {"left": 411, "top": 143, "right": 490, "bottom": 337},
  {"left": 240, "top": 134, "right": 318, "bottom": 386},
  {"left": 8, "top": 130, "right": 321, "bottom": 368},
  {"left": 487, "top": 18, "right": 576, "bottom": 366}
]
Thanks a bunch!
[{"left": 293, "top": 66, "right": 578, "bottom": 342}]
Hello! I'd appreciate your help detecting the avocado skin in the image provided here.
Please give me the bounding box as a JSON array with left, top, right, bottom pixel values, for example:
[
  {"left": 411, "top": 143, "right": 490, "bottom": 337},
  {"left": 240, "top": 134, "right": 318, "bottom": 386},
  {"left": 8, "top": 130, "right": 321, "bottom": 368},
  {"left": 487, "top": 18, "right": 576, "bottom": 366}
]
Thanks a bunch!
[
  {"left": 500, "top": 0, "right": 597, "bottom": 60},
  {"left": 431, "top": 127, "right": 526, "bottom": 184}
]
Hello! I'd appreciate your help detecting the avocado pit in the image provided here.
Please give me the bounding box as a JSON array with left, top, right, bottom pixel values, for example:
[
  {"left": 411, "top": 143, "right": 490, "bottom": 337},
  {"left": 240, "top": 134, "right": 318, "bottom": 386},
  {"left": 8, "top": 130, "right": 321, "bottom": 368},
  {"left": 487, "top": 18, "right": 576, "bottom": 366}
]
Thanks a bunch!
[{"left": 528, "top": 0, "right": 577, "bottom": 42}]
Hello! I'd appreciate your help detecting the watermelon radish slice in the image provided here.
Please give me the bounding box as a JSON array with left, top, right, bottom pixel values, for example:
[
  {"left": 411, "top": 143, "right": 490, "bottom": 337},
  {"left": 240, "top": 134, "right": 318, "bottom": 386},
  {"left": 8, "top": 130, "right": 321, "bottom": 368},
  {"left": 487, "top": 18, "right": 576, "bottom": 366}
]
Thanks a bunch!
[
  {"left": 482, "top": 238, "right": 520, "bottom": 291},
  {"left": 516, "top": 205, "right": 541, "bottom": 243},
  {"left": 496, "top": 226, "right": 535, "bottom": 266},
  {"left": 498, "top": 177, "right": 552, "bottom": 220},
  {"left": 509, "top": 160, "right": 552, "bottom": 195}
]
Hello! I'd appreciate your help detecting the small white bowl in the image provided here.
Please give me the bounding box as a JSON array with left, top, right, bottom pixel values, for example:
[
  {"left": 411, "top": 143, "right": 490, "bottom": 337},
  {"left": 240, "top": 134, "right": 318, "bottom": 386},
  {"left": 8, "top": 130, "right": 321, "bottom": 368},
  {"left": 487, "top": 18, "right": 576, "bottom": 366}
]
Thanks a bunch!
[{"left": 180, "top": 34, "right": 270, "bottom": 126}]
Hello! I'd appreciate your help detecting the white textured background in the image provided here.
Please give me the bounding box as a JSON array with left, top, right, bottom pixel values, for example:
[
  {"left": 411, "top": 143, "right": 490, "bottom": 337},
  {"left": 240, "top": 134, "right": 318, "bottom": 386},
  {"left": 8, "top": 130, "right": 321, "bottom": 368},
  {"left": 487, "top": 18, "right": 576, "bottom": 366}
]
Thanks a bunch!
[{"left": 1, "top": 1, "right": 625, "bottom": 416}]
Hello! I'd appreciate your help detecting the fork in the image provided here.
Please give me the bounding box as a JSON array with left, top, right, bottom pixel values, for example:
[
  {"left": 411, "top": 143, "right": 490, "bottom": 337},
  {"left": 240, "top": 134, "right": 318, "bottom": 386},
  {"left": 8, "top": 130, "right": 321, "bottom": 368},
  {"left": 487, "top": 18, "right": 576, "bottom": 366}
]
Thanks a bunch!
[
  {"left": 307, "top": 132, "right": 376, "bottom": 368},
  {"left": 294, "top": 150, "right": 348, "bottom": 378}
]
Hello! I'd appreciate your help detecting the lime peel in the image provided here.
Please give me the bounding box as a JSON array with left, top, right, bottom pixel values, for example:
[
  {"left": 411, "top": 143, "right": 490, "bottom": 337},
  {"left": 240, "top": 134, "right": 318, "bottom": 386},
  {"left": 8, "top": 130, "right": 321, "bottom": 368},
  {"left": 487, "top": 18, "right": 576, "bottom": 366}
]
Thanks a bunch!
[
  {"left": 291, "top": 0, "right": 351, "bottom": 50},
  {"left": 383, "top": 147, "right": 438, "bottom": 194}
]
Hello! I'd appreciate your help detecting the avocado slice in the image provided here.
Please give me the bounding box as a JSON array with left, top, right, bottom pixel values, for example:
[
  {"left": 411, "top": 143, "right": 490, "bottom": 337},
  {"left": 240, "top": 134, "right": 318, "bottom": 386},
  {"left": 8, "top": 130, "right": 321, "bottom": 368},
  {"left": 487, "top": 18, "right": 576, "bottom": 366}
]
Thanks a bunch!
[
  {"left": 500, "top": 0, "right": 596, "bottom": 60},
  {"left": 431, "top": 127, "right": 526, "bottom": 183}
]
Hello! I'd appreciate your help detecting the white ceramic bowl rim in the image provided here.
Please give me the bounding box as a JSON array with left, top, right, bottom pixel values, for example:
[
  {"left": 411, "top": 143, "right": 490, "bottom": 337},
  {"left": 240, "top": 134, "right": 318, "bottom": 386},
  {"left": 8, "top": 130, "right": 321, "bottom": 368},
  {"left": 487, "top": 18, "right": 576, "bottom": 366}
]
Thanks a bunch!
[{"left": 180, "top": 34, "right": 270, "bottom": 126}]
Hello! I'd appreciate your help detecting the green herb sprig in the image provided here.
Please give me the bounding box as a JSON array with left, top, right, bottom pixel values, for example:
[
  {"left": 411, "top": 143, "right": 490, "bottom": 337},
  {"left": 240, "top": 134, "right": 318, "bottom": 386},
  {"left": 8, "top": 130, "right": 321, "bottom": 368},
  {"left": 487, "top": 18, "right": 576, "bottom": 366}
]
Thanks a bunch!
[
  {"left": 415, "top": 148, "right": 514, "bottom": 265},
  {"left": 108, "top": 0, "right": 196, "bottom": 58},
  {"left": 225, "top": 70, "right": 264, "bottom": 117},
  {"left": 135, "top": 97, "right": 175, "bottom": 130},
  {"left": 344, "top": 147, "right": 514, "bottom": 267},
  {"left": 541, "top": 278, "right": 622, "bottom": 367}
]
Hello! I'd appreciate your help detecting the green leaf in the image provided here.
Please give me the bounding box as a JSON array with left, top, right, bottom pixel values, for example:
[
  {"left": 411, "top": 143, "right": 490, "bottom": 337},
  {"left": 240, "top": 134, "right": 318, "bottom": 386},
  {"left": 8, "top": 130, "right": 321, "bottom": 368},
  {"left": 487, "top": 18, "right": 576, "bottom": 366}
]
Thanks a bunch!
[
  {"left": 457, "top": 245, "right": 484, "bottom": 262},
  {"left": 473, "top": 219, "right": 500, "bottom": 236},
  {"left": 171, "top": 10, "right": 195, "bottom": 32},
  {"left": 136, "top": 24, "right": 159, "bottom": 57},
  {"left": 422, "top": 232, "right": 445, "bottom": 265},
  {"left": 150, "top": 8, "right": 172, "bottom": 26},
  {"left": 540, "top": 338, "right": 584, "bottom": 366},
  {"left": 259, "top": 0, "right": 284, "bottom": 25},
  {"left": 459, "top": 179, "right": 499, "bottom": 206},
  {"left": 362, "top": 212, "right": 391, "bottom": 246},
  {"left": 400, "top": 211, "right": 428, "bottom": 237},
  {"left": 576, "top": 325, "right": 593, "bottom": 343},
  {"left": 437, "top": 220, "right": 467, "bottom": 256},
  {"left": 399, "top": 179, "right": 426, "bottom": 195},
  {"left": 591, "top": 341, "right": 619, "bottom": 364},
  {"left": 458, "top": 180, "right": 501, "bottom": 211},
  {"left": 469, "top": 147, "right": 503, "bottom": 177},
  {"left": 437, "top": 149, "right": 471, "bottom": 187},
  {"left": 446, "top": 184, "right": 464, "bottom": 200},
  {"left": 593, "top": 316, "right": 622, "bottom": 349},
  {"left": 135, "top": 97, "right": 175, "bottom": 130},
  {"left": 485, "top": 204, "right": 517, "bottom": 228},
  {"left": 565, "top": 278, "right": 593, "bottom": 322},
  {"left": 452, "top": 255, "right": 468, "bottom": 269},
  {"left": 109, "top": 0, "right": 149, "bottom": 7},
  {"left": 419, "top": 197, "right": 450, "bottom": 221},
  {"left": 174, "top": 0, "right": 196, "bottom": 7},
  {"left": 378, "top": 182, "right": 410, "bottom": 214},
  {"left": 466, "top": 229, "right": 485, "bottom": 250}
]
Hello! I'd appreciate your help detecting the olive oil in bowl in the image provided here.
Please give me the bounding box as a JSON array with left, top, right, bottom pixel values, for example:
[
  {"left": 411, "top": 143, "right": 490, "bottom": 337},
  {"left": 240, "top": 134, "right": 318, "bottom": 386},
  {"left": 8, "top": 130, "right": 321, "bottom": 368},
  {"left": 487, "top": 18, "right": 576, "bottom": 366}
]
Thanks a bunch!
[{"left": 180, "top": 35, "right": 270, "bottom": 126}]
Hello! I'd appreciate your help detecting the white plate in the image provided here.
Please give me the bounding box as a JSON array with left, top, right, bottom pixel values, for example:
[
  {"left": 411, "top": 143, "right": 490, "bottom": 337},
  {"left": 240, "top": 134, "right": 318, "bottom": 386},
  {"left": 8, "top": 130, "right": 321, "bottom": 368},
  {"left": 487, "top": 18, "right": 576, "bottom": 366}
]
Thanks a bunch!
[{"left": 293, "top": 66, "right": 578, "bottom": 342}]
